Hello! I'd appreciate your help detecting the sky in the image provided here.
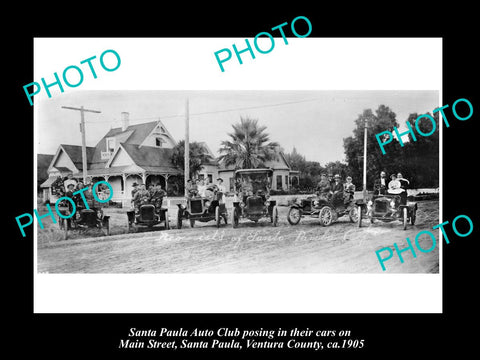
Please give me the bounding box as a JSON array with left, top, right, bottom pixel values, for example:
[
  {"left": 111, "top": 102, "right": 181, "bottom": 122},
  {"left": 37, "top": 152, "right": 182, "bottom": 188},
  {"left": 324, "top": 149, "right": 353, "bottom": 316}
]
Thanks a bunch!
[{"left": 36, "top": 90, "right": 439, "bottom": 165}]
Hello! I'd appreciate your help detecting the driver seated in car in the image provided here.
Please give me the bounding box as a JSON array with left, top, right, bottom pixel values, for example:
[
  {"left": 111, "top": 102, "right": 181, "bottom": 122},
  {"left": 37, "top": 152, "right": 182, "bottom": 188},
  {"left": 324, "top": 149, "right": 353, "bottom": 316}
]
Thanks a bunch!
[{"left": 132, "top": 184, "right": 150, "bottom": 213}]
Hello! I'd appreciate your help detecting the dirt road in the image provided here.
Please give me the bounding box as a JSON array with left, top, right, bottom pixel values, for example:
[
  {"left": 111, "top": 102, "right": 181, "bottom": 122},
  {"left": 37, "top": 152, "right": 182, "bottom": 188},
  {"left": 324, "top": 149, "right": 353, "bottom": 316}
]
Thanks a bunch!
[{"left": 37, "top": 201, "right": 439, "bottom": 273}]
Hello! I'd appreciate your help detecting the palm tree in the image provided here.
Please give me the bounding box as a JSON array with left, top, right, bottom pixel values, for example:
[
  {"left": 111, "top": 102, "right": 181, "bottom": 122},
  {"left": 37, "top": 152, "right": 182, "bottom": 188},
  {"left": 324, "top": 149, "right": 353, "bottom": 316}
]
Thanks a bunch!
[
  {"left": 218, "top": 117, "right": 279, "bottom": 169},
  {"left": 171, "top": 140, "right": 213, "bottom": 179}
]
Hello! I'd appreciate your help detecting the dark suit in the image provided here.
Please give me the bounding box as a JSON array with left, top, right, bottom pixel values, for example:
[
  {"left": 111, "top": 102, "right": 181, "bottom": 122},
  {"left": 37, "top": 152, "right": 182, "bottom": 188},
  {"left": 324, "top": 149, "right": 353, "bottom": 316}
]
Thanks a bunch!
[{"left": 374, "top": 177, "right": 388, "bottom": 195}]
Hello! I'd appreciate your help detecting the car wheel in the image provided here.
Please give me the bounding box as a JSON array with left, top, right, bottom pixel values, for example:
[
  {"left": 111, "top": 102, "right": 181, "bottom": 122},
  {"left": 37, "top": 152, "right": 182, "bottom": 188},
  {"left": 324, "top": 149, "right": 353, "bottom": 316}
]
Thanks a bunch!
[
  {"left": 403, "top": 207, "right": 408, "bottom": 230},
  {"left": 232, "top": 208, "right": 239, "bottom": 228},
  {"left": 287, "top": 207, "right": 301, "bottom": 225},
  {"left": 104, "top": 218, "right": 110, "bottom": 236},
  {"left": 319, "top": 206, "right": 334, "bottom": 226},
  {"left": 63, "top": 220, "right": 68, "bottom": 240},
  {"left": 349, "top": 206, "right": 359, "bottom": 223},
  {"left": 164, "top": 210, "right": 170, "bottom": 230},
  {"left": 177, "top": 211, "right": 183, "bottom": 229},
  {"left": 215, "top": 206, "right": 221, "bottom": 228},
  {"left": 357, "top": 206, "right": 363, "bottom": 228},
  {"left": 272, "top": 206, "right": 279, "bottom": 227}
]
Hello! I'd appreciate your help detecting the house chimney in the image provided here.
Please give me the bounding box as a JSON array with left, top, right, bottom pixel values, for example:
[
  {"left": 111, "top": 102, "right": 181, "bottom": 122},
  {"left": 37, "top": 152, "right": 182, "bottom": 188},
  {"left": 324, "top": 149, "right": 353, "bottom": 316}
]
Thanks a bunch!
[{"left": 121, "top": 112, "right": 129, "bottom": 131}]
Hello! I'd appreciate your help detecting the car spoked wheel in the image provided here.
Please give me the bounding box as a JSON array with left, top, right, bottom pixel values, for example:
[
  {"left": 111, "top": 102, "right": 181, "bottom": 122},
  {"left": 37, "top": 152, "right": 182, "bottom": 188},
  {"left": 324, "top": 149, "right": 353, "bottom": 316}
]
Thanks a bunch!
[
  {"left": 348, "top": 207, "right": 359, "bottom": 223},
  {"left": 287, "top": 207, "right": 301, "bottom": 225},
  {"left": 272, "top": 206, "right": 279, "bottom": 227},
  {"left": 410, "top": 209, "right": 416, "bottom": 225},
  {"left": 215, "top": 206, "right": 221, "bottom": 228},
  {"left": 232, "top": 208, "right": 239, "bottom": 228},
  {"left": 177, "top": 211, "right": 183, "bottom": 229},
  {"left": 319, "top": 206, "right": 334, "bottom": 226},
  {"left": 357, "top": 206, "right": 363, "bottom": 228}
]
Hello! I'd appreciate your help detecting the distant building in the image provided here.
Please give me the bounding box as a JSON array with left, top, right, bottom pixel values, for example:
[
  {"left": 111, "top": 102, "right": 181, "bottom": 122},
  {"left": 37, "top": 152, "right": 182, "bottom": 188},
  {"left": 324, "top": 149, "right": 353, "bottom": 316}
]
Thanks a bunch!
[{"left": 217, "top": 150, "right": 300, "bottom": 192}]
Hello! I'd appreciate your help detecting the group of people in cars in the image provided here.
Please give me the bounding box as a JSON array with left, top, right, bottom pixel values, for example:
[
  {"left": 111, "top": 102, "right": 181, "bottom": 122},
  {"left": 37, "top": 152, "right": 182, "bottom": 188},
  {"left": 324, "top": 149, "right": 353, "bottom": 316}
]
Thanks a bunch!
[{"left": 316, "top": 173, "right": 356, "bottom": 205}]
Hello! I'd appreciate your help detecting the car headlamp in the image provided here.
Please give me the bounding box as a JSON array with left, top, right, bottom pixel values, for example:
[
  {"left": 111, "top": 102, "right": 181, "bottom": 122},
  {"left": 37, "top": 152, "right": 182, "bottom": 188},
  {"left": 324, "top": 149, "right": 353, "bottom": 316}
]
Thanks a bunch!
[
  {"left": 313, "top": 200, "right": 319, "bottom": 206},
  {"left": 390, "top": 200, "right": 396, "bottom": 208},
  {"left": 180, "top": 204, "right": 186, "bottom": 210},
  {"left": 205, "top": 201, "right": 211, "bottom": 208},
  {"left": 367, "top": 200, "right": 373, "bottom": 208}
]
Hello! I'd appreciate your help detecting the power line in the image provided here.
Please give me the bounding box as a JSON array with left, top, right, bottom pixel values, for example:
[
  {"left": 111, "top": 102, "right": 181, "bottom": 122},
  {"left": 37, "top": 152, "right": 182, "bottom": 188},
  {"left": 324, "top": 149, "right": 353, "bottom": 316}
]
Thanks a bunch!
[{"left": 84, "top": 97, "right": 320, "bottom": 124}]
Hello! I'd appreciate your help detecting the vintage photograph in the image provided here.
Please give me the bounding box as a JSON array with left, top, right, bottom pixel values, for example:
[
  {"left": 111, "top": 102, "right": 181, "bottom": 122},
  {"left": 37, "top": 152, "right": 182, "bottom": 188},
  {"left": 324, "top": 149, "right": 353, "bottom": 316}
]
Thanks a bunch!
[{"left": 36, "top": 89, "right": 440, "bottom": 274}]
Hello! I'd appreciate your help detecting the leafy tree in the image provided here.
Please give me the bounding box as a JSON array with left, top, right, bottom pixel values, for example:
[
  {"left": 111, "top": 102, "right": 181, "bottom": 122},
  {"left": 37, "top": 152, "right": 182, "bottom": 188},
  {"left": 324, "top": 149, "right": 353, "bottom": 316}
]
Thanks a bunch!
[
  {"left": 401, "top": 112, "right": 439, "bottom": 188},
  {"left": 324, "top": 161, "right": 349, "bottom": 179},
  {"left": 285, "top": 147, "right": 324, "bottom": 190},
  {"left": 171, "top": 140, "right": 213, "bottom": 179},
  {"left": 343, "top": 105, "right": 440, "bottom": 189},
  {"left": 343, "top": 105, "right": 403, "bottom": 190},
  {"left": 218, "top": 117, "right": 279, "bottom": 169}
]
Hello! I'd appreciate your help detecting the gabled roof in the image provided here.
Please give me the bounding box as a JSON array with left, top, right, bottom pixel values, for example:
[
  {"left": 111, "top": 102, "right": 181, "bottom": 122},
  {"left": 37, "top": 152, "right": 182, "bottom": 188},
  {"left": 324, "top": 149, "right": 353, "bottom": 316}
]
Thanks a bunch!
[
  {"left": 105, "top": 143, "right": 182, "bottom": 174},
  {"left": 121, "top": 143, "right": 181, "bottom": 173},
  {"left": 90, "top": 121, "right": 160, "bottom": 169},
  {"left": 49, "top": 144, "right": 95, "bottom": 172}
]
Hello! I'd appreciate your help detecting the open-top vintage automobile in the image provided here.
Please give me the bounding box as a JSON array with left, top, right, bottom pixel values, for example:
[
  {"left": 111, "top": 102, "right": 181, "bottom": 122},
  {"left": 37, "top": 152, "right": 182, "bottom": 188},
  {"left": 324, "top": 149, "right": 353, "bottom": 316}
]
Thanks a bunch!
[
  {"left": 231, "top": 168, "right": 278, "bottom": 228},
  {"left": 127, "top": 203, "right": 169, "bottom": 232},
  {"left": 177, "top": 187, "right": 228, "bottom": 228},
  {"left": 287, "top": 192, "right": 359, "bottom": 226},
  {"left": 57, "top": 200, "right": 110, "bottom": 240},
  {"left": 357, "top": 193, "right": 417, "bottom": 230}
]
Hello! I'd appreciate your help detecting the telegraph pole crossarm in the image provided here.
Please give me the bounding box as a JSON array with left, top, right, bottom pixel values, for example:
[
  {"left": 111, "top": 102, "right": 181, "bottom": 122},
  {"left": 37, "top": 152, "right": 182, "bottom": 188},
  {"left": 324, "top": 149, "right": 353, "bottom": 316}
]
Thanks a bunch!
[{"left": 61, "top": 106, "right": 101, "bottom": 184}]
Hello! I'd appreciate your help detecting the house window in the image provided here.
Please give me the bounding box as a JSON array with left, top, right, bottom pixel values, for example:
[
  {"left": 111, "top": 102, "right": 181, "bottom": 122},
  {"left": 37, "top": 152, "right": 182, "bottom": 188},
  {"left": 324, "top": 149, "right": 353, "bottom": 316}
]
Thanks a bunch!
[
  {"left": 229, "top": 177, "right": 234, "bottom": 192},
  {"left": 106, "top": 137, "right": 115, "bottom": 152},
  {"left": 155, "top": 137, "right": 164, "bottom": 147},
  {"left": 285, "top": 175, "right": 289, "bottom": 189},
  {"left": 276, "top": 175, "right": 282, "bottom": 190},
  {"left": 207, "top": 174, "right": 213, "bottom": 183}
]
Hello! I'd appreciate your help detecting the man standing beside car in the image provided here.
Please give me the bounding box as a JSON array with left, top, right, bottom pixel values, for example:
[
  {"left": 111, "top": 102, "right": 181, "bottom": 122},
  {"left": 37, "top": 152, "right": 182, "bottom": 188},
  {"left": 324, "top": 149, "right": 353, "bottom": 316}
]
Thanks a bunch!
[{"left": 374, "top": 171, "right": 388, "bottom": 195}]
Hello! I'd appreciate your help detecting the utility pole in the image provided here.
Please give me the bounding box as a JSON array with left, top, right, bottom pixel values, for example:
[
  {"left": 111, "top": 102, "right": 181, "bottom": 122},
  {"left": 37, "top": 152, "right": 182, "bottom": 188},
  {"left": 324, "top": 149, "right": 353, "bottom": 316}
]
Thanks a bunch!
[
  {"left": 61, "top": 106, "right": 101, "bottom": 183},
  {"left": 184, "top": 98, "right": 190, "bottom": 196},
  {"left": 363, "top": 118, "right": 368, "bottom": 199}
]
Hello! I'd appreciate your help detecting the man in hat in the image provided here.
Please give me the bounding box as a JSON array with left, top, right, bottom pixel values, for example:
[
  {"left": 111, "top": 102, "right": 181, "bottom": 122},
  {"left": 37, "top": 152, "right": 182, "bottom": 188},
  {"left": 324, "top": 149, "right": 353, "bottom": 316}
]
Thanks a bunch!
[
  {"left": 63, "top": 172, "right": 77, "bottom": 191},
  {"left": 132, "top": 184, "right": 150, "bottom": 213},
  {"left": 150, "top": 183, "right": 166, "bottom": 210},
  {"left": 64, "top": 183, "right": 76, "bottom": 229},
  {"left": 130, "top": 182, "right": 139, "bottom": 207},
  {"left": 374, "top": 171, "right": 388, "bottom": 195},
  {"left": 331, "top": 174, "right": 344, "bottom": 205},
  {"left": 215, "top": 178, "right": 226, "bottom": 203}
]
